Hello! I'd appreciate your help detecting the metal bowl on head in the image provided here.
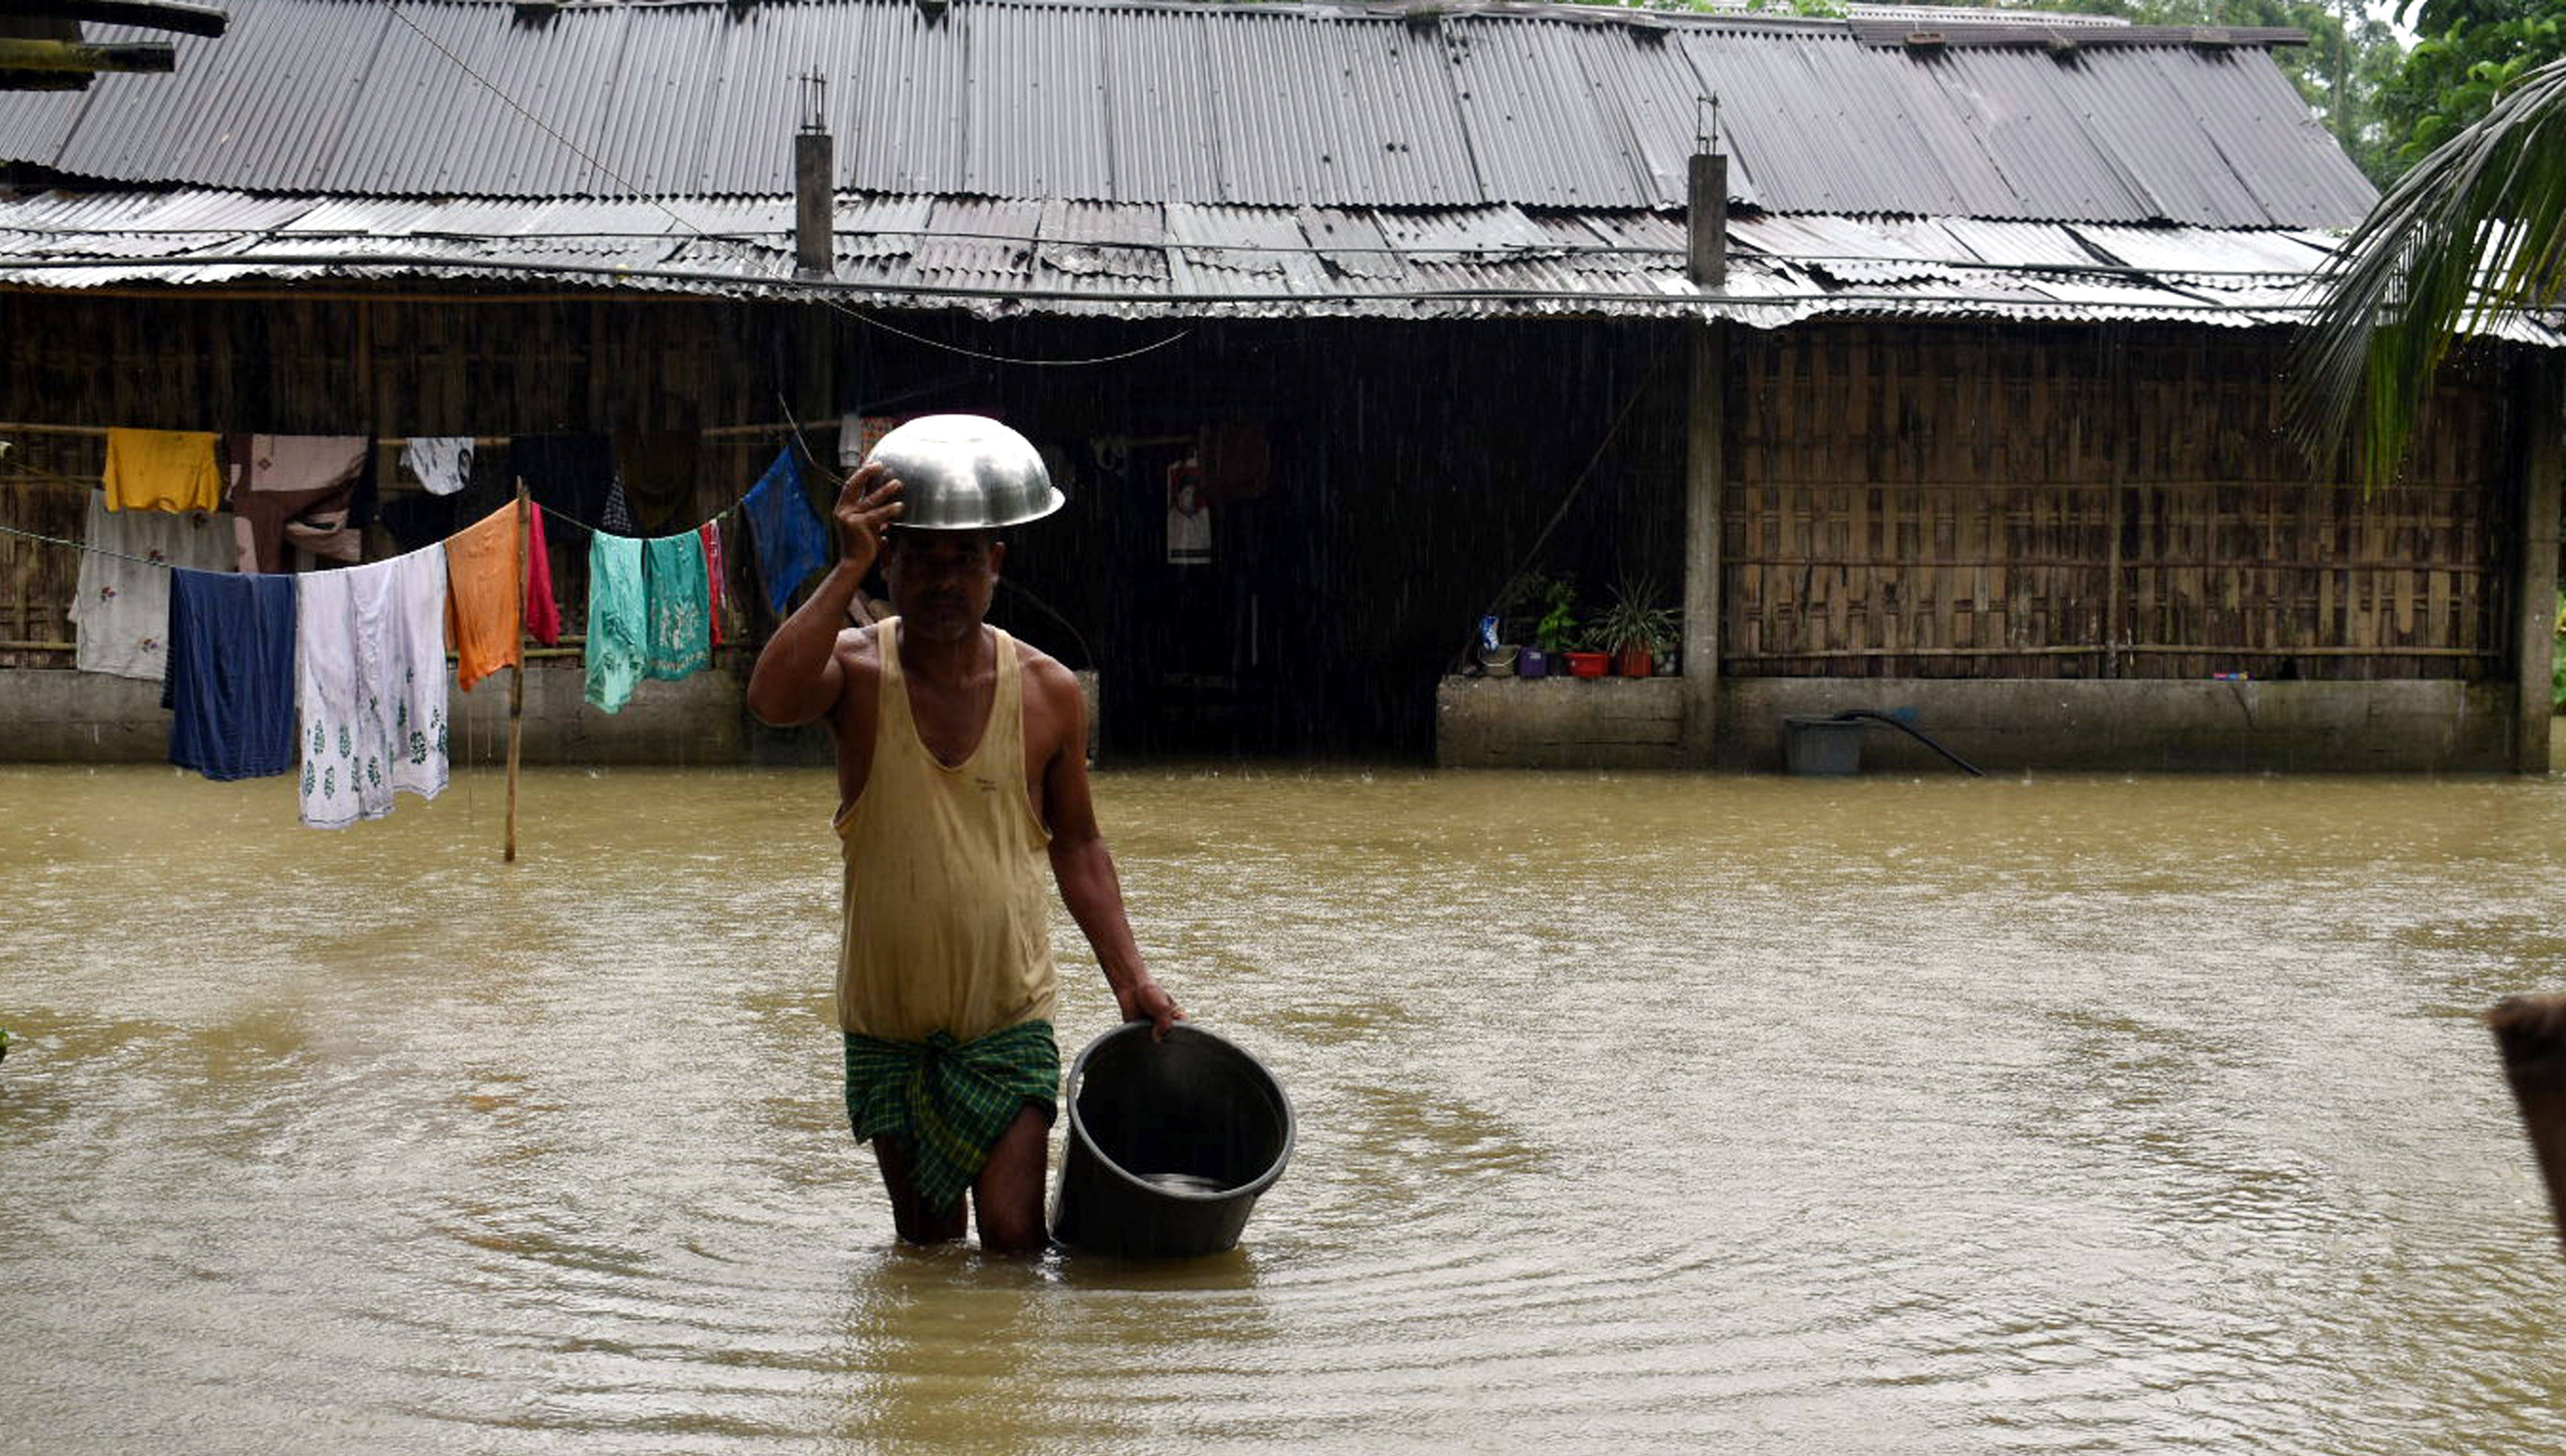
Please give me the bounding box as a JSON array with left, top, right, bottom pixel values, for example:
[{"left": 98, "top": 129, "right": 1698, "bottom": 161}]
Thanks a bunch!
[{"left": 864, "top": 414, "right": 1064, "bottom": 530}]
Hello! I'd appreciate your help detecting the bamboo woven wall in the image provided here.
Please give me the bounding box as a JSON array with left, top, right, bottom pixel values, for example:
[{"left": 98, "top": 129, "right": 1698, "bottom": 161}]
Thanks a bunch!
[
  {"left": 0, "top": 290, "right": 808, "bottom": 667},
  {"left": 1724, "top": 323, "right": 2516, "bottom": 680},
  {"left": 0, "top": 478, "right": 83, "bottom": 659}
]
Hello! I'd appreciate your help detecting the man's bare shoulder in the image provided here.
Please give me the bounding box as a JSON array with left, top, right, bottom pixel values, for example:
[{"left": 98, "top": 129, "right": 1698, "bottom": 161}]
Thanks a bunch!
[
  {"left": 1016, "top": 641, "right": 1082, "bottom": 706},
  {"left": 836, "top": 623, "right": 885, "bottom": 676},
  {"left": 826, "top": 624, "right": 885, "bottom": 726}
]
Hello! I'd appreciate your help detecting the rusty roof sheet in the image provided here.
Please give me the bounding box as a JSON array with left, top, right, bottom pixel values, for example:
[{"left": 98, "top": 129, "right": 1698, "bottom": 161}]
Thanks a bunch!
[{"left": 0, "top": 0, "right": 2375, "bottom": 227}]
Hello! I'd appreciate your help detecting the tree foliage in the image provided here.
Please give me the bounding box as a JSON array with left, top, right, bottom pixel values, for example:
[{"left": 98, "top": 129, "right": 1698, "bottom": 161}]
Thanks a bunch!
[
  {"left": 2288, "top": 54, "right": 2566, "bottom": 492},
  {"left": 2380, "top": 0, "right": 2566, "bottom": 163}
]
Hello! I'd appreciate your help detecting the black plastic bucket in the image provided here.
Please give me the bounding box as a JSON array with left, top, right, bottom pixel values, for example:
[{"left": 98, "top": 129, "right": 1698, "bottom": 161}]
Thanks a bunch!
[{"left": 1050, "top": 1022, "right": 1294, "bottom": 1258}]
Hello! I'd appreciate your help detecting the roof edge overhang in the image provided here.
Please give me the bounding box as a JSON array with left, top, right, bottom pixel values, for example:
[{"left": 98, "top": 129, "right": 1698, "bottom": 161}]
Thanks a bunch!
[{"left": 16, "top": 184, "right": 2527, "bottom": 340}]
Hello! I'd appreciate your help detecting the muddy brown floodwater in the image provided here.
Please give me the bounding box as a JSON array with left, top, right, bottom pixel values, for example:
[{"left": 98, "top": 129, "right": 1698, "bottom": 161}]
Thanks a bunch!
[{"left": 5, "top": 764, "right": 2566, "bottom": 1454}]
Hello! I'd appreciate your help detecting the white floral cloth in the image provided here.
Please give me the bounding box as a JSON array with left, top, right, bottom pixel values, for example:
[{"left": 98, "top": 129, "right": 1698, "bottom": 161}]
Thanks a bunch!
[
  {"left": 295, "top": 547, "right": 450, "bottom": 829},
  {"left": 69, "top": 491, "right": 234, "bottom": 680}
]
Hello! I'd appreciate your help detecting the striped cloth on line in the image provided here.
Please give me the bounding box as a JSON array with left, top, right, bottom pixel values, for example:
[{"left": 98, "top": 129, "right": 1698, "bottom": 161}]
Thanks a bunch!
[{"left": 843, "top": 1019, "right": 1060, "bottom": 1212}]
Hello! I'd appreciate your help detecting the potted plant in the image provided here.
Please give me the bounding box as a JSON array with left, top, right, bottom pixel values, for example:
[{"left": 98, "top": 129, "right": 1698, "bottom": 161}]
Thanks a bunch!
[
  {"left": 1562, "top": 630, "right": 1613, "bottom": 679},
  {"left": 1592, "top": 572, "right": 1679, "bottom": 678}
]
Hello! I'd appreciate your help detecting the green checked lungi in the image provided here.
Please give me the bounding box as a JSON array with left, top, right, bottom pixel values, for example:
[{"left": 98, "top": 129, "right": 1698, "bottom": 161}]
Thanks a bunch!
[{"left": 843, "top": 1019, "right": 1060, "bottom": 1211}]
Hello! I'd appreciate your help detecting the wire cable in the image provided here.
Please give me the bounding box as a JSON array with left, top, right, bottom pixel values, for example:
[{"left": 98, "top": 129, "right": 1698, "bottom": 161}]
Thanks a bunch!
[{"left": 0, "top": 520, "right": 174, "bottom": 569}]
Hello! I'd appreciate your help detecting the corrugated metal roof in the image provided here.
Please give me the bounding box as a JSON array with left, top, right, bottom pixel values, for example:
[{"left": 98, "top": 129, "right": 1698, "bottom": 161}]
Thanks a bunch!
[
  {"left": 0, "top": 0, "right": 2375, "bottom": 226},
  {"left": 1098, "top": 7, "right": 1226, "bottom": 204},
  {"left": 16, "top": 184, "right": 2540, "bottom": 343},
  {"left": 1845, "top": 18, "right": 2306, "bottom": 47},
  {"left": 2071, "top": 221, "right": 2336, "bottom": 288},
  {"left": 914, "top": 196, "right": 1041, "bottom": 289}
]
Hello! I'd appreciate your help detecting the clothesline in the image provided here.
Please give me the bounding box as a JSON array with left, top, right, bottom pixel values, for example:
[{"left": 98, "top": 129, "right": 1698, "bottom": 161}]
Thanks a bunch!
[
  {"left": 0, "top": 520, "right": 175, "bottom": 569},
  {"left": 0, "top": 419, "right": 845, "bottom": 445},
  {"left": 11, "top": 448, "right": 830, "bottom": 851},
  {"left": 536, "top": 498, "right": 741, "bottom": 539},
  {"left": 134, "top": 487, "right": 741, "bottom": 821},
  {"left": 1, "top": 482, "right": 755, "bottom": 572}
]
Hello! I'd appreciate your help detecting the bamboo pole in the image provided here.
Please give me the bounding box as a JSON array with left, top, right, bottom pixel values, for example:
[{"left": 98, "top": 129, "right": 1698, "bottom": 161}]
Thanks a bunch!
[
  {"left": 2488, "top": 994, "right": 2566, "bottom": 1253},
  {"left": 0, "top": 38, "right": 175, "bottom": 74},
  {"left": 505, "top": 478, "right": 529, "bottom": 863}
]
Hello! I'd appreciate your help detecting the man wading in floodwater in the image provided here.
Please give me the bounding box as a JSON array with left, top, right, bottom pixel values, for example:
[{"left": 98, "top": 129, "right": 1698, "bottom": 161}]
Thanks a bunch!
[{"left": 746, "top": 442, "right": 1181, "bottom": 1255}]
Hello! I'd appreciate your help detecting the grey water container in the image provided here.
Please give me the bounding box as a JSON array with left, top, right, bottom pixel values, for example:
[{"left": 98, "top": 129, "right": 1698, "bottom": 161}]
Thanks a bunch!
[
  {"left": 1783, "top": 714, "right": 1867, "bottom": 775},
  {"left": 1051, "top": 1022, "right": 1294, "bottom": 1258}
]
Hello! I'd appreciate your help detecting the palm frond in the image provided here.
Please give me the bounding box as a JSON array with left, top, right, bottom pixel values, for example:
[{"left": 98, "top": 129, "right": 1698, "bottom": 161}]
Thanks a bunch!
[{"left": 2288, "top": 55, "right": 2566, "bottom": 495}]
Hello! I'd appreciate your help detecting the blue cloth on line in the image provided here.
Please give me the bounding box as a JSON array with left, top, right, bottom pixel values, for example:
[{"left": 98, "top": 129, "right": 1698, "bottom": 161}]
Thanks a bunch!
[
  {"left": 742, "top": 446, "right": 830, "bottom": 615},
  {"left": 161, "top": 567, "right": 298, "bottom": 781}
]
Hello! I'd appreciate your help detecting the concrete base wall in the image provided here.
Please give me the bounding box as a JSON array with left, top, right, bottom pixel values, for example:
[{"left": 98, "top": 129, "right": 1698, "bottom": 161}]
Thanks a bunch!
[
  {"left": 448, "top": 668, "right": 747, "bottom": 766},
  {"left": 5, "top": 667, "right": 2512, "bottom": 773},
  {"left": 1726, "top": 678, "right": 2516, "bottom": 773},
  {"left": 1436, "top": 674, "right": 1686, "bottom": 769},
  {"left": 0, "top": 670, "right": 175, "bottom": 762},
  {"left": 0, "top": 666, "right": 1104, "bottom": 768},
  {"left": 1439, "top": 675, "right": 2525, "bottom": 773}
]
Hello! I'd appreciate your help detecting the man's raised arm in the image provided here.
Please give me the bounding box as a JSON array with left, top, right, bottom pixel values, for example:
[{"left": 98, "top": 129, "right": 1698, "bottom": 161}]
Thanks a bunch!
[{"left": 745, "top": 466, "right": 902, "bottom": 727}]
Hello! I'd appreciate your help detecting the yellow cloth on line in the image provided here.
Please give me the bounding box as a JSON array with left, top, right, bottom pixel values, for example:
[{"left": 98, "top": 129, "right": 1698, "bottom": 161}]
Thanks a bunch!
[
  {"left": 103, "top": 428, "right": 223, "bottom": 514},
  {"left": 833, "top": 618, "right": 1057, "bottom": 1045}
]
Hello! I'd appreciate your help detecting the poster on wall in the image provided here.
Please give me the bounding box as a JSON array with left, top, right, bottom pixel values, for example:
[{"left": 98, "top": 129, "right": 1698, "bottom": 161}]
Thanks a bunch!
[
  {"left": 840, "top": 414, "right": 902, "bottom": 470},
  {"left": 1166, "top": 456, "right": 1210, "bottom": 566}
]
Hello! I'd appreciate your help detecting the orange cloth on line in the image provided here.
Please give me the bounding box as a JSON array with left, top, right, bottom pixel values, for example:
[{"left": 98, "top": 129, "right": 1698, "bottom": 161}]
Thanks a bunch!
[
  {"left": 444, "top": 502, "right": 524, "bottom": 692},
  {"left": 103, "top": 429, "right": 223, "bottom": 514}
]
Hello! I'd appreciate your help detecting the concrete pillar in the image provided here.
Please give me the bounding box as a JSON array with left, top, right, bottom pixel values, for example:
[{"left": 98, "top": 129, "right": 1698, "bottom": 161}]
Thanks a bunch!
[
  {"left": 795, "top": 127, "right": 833, "bottom": 278},
  {"left": 1681, "top": 322, "right": 1727, "bottom": 765},
  {"left": 1687, "top": 152, "right": 1727, "bottom": 289},
  {"left": 2512, "top": 356, "right": 2563, "bottom": 773},
  {"left": 1681, "top": 148, "right": 1729, "bottom": 764}
]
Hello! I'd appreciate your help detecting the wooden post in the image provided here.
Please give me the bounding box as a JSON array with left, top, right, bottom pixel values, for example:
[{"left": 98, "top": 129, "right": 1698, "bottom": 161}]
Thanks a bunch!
[
  {"left": 2104, "top": 329, "right": 2128, "bottom": 678},
  {"left": 505, "top": 479, "right": 529, "bottom": 862},
  {"left": 2489, "top": 994, "right": 2566, "bottom": 1253},
  {"left": 1681, "top": 322, "right": 1728, "bottom": 765},
  {"left": 2510, "top": 357, "right": 2562, "bottom": 773},
  {"left": 1682, "top": 135, "right": 1729, "bottom": 764}
]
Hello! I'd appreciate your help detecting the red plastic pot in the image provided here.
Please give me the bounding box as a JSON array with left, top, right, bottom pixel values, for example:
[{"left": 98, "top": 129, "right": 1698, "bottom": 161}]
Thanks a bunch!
[{"left": 1565, "top": 651, "right": 1610, "bottom": 678}]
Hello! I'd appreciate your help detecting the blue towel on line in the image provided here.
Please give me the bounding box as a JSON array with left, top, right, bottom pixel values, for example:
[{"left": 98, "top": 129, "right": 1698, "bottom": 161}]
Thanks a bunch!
[
  {"left": 742, "top": 446, "right": 831, "bottom": 615},
  {"left": 161, "top": 567, "right": 298, "bottom": 781}
]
